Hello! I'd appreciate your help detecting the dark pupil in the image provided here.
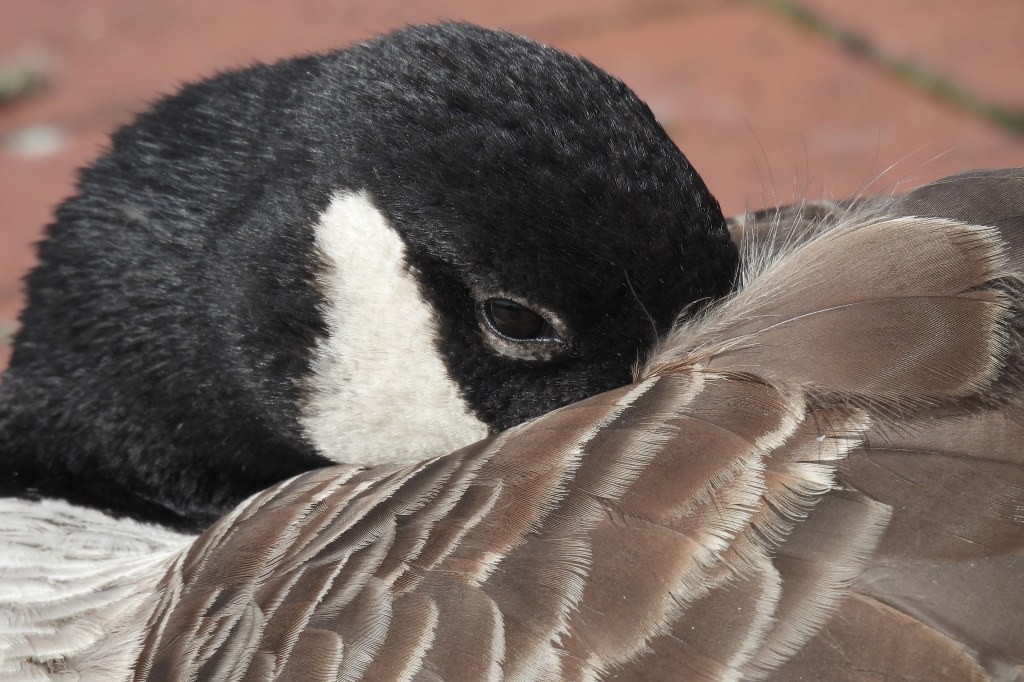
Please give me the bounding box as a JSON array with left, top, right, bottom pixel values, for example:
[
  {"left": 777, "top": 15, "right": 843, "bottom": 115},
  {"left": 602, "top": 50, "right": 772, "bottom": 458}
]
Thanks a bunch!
[{"left": 487, "top": 299, "right": 546, "bottom": 339}]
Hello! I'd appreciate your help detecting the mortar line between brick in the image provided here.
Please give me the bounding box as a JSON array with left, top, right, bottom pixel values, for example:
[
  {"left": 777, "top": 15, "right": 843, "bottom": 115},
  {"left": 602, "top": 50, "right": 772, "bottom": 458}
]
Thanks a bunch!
[{"left": 755, "top": 0, "right": 1024, "bottom": 137}]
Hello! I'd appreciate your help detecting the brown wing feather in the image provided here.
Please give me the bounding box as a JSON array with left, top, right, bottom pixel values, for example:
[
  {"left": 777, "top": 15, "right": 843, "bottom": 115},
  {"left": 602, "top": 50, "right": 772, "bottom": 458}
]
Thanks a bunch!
[
  {"left": 768, "top": 593, "right": 995, "bottom": 682},
  {"left": 88, "top": 169, "right": 1024, "bottom": 681},
  {"left": 891, "top": 168, "right": 1024, "bottom": 269}
]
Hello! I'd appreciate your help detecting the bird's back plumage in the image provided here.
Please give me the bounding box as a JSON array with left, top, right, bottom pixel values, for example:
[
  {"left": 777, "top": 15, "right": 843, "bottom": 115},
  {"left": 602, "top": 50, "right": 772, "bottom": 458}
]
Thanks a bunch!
[{"left": 60, "top": 168, "right": 1024, "bottom": 681}]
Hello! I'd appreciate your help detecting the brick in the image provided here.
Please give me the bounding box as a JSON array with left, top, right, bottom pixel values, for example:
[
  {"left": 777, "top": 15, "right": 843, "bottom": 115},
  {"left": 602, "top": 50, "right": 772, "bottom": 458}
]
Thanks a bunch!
[
  {"left": 552, "top": 5, "right": 1024, "bottom": 214},
  {"left": 799, "top": 0, "right": 1024, "bottom": 110}
]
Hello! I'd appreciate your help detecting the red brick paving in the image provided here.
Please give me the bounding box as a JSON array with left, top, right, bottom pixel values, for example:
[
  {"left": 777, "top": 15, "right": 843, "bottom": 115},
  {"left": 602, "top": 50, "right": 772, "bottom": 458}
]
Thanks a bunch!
[
  {"left": 801, "top": 0, "right": 1024, "bottom": 110},
  {"left": 554, "top": 5, "right": 1024, "bottom": 213},
  {"left": 2, "top": 0, "right": 1024, "bottom": 370}
]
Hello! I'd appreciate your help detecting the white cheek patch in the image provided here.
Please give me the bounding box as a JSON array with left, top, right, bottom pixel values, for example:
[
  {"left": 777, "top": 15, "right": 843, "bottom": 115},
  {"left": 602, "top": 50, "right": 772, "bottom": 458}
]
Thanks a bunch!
[{"left": 301, "top": 191, "right": 489, "bottom": 466}]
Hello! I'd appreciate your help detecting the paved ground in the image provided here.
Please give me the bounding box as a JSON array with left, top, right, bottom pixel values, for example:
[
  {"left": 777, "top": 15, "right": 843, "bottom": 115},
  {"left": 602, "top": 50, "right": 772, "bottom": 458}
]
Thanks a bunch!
[{"left": 2, "top": 0, "right": 1023, "bottom": 370}]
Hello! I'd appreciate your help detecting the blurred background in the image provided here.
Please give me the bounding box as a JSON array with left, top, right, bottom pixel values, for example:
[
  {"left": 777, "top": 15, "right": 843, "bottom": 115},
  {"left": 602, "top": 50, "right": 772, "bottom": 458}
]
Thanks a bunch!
[{"left": 2, "top": 0, "right": 1023, "bottom": 369}]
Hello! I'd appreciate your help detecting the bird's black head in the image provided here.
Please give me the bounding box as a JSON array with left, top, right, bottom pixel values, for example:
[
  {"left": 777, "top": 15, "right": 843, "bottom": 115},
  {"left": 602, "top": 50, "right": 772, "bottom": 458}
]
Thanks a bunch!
[
  {"left": 0, "top": 23, "right": 737, "bottom": 531},
  {"left": 315, "top": 23, "right": 737, "bottom": 428}
]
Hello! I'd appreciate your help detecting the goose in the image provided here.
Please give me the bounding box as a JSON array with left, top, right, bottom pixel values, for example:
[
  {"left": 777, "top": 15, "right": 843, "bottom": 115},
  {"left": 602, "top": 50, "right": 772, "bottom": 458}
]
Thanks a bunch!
[
  {"left": 3, "top": 20, "right": 1021, "bottom": 681},
  {"left": 0, "top": 23, "right": 739, "bottom": 676},
  {"left": 0, "top": 22, "right": 736, "bottom": 533},
  {"left": 71, "top": 166, "right": 1021, "bottom": 681}
]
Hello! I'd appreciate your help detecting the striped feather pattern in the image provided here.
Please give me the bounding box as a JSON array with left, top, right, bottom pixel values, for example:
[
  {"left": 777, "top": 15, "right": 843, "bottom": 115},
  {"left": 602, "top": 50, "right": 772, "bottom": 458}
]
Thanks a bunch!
[{"left": 75, "top": 168, "right": 1024, "bottom": 680}]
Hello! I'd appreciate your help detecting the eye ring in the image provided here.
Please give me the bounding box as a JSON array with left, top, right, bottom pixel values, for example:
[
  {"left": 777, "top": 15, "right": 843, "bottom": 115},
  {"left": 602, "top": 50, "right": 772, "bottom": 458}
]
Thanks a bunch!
[
  {"left": 476, "top": 297, "right": 570, "bottom": 361},
  {"left": 481, "top": 298, "right": 558, "bottom": 341}
]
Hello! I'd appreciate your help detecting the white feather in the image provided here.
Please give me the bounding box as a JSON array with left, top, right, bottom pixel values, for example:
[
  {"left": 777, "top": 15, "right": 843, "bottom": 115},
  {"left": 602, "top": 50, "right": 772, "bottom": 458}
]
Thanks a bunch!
[
  {"left": 301, "top": 191, "right": 489, "bottom": 466},
  {"left": 0, "top": 498, "right": 192, "bottom": 679}
]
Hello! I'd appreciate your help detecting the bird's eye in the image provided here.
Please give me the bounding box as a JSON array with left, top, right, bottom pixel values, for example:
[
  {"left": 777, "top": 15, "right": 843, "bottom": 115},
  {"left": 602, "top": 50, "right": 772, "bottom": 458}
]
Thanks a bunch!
[
  {"left": 476, "top": 297, "right": 569, "bottom": 361},
  {"left": 483, "top": 299, "right": 553, "bottom": 340}
]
